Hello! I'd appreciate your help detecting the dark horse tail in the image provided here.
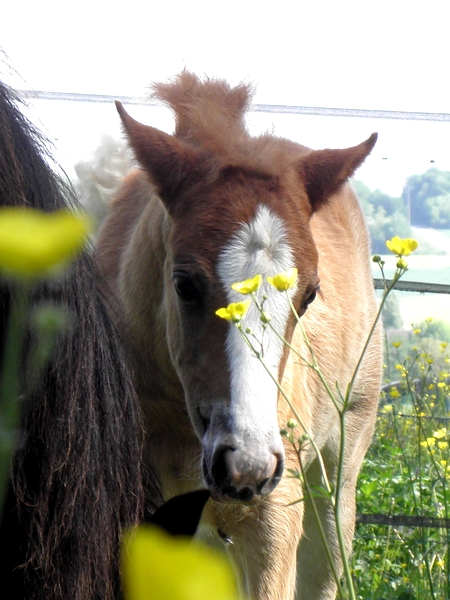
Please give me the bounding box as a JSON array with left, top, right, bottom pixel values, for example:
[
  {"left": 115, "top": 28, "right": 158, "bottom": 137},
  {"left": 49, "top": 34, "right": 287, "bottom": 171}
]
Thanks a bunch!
[{"left": 0, "top": 79, "right": 161, "bottom": 598}]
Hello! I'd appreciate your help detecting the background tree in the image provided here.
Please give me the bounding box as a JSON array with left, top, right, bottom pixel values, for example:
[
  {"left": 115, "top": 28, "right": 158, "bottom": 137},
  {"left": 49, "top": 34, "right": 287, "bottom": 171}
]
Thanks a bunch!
[
  {"left": 415, "top": 319, "right": 450, "bottom": 343},
  {"left": 353, "top": 180, "right": 412, "bottom": 254},
  {"left": 75, "top": 135, "right": 134, "bottom": 230},
  {"left": 403, "top": 168, "right": 450, "bottom": 228},
  {"left": 381, "top": 292, "right": 403, "bottom": 330}
]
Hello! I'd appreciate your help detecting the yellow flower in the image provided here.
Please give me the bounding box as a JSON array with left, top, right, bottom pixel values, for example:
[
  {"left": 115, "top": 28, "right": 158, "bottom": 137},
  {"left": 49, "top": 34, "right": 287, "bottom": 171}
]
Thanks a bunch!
[
  {"left": 433, "top": 428, "right": 447, "bottom": 439},
  {"left": 267, "top": 268, "right": 298, "bottom": 291},
  {"left": 392, "top": 341, "right": 402, "bottom": 348},
  {"left": 421, "top": 437, "right": 436, "bottom": 447},
  {"left": 382, "top": 404, "right": 393, "bottom": 413},
  {"left": 386, "top": 236, "right": 419, "bottom": 256},
  {"left": 389, "top": 388, "right": 400, "bottom": 399},
  {"left": 0, "top": 207, "right": 91, "bottom": 279},
  {"left": 231, "top": 274, "right": 262, "bottom": 295},
  {"left": 438, "top": 441, "right": 448, "bottom": 450},
  {"left": 122, "top": 525, "right": 239, "bottom": 600},
  {"left": 216, "top": 300, "right": 251, "bottom": 322}
]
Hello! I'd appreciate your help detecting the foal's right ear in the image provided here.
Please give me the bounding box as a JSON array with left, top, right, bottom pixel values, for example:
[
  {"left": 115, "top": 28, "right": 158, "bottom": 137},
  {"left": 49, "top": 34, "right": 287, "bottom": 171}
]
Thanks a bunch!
[
  {"left": 115, "top": 101, "right": 216, "bottom": 214},
  {"left": 296, "top": 133, "right": 378, "bottom": 213}
]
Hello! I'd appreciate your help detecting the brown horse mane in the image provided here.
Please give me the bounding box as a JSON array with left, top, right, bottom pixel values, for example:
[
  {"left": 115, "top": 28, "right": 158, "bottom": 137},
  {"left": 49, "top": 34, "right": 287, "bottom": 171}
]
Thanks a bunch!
[
  {"left": 152, "top": 70, "right": 309, "bottom": 177},
  {"left": 0, "top": 77, "right": 161, "bottom": 600}
]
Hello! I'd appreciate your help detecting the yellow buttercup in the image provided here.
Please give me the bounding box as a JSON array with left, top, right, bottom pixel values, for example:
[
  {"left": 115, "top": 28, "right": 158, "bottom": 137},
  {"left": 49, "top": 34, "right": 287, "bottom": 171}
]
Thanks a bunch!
[{"left": 0, "top": 207, "right": 91, "bottom": 279}]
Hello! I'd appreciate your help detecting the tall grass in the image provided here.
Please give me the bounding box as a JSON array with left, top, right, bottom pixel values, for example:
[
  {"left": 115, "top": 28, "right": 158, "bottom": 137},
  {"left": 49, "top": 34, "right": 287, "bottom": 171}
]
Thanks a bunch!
[{"left": 353, "top": 330, "right": 450, "bottom": 599}]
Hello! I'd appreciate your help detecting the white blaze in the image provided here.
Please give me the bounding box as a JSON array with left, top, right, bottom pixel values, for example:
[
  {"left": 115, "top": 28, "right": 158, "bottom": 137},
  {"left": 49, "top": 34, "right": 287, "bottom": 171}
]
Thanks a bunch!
[{"left": 217, "top": 204, "right": 296, "bottom": 440}]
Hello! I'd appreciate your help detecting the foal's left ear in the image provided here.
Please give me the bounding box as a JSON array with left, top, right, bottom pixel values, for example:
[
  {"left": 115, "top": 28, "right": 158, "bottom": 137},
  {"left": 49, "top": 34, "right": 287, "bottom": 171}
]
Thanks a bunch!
[
  {"left": 296, "top": 133, "right": 378, "bottom": 212},
  {"left": 115, "top": 101, "right": 216, "bottom": 214}
]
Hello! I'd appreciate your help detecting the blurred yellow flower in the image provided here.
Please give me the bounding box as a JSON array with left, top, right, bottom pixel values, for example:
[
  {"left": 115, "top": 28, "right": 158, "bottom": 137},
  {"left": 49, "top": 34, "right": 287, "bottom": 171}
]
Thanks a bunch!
[
  {"left": 122, "top": 525, "right": 240, "bottom": 600},
  {"left": 0, "top": 207, "right": 91, "bottom": 279},
  {"left": 267, "top": 268, "right": 298, "bottom": 291},
  {"left": 216, "top": 301, "right": 251, "bottom": 322},
  {"left": 438, "top": 441, "right": 448, "bottom": 450},
  {"left": 421, "top": 437, "right": 436, "bottom": 447},
  {"left": 433, "top": 428, "right": 447, "bottom": 439},
  {"left": 231, "top": 274, "right": 262, "bottom": 295},
  {"left": 386, "top": 236, "right": 419, "bottom": 256}
]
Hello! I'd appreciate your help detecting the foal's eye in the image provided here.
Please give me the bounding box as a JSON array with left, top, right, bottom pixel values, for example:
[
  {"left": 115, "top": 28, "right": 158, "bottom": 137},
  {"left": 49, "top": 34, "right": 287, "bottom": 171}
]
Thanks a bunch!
[
  {"left": 301, "top": 285, "right": 320, "bottom": 314},
  {"left": 173, "top": 273, "right": 201, "bottom": 304}
]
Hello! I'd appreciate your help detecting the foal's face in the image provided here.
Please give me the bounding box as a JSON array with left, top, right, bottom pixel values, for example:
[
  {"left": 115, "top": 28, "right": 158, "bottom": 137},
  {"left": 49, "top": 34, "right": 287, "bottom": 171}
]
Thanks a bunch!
[
  {"left": 164, "top": 171, "right": 319, "bottom": 502},
  {"left": 114, "top": 100, "right": 376, "bottom": 502}
]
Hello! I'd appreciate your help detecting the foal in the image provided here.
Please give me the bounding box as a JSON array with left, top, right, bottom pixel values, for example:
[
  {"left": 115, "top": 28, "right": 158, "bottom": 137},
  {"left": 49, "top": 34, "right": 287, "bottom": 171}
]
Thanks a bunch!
[{"left": 96, "top": 72, "right": 382, "bottom": 600}]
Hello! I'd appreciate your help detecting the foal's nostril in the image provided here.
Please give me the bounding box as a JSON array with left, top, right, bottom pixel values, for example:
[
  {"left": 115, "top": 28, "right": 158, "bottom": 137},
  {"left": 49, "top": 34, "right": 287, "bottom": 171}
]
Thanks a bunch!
[{"left": 210, "top": 445, "right": 234, "bottom": 490}]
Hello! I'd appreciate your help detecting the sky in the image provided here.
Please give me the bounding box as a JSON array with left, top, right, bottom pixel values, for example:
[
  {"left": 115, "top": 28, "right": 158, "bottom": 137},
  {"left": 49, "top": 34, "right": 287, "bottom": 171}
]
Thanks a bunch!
[
  {"left": 1, "top": 0, "right": 448, "bottom": 325},
  {"left": 1, "top": 0, "right": 450, "bottom": 195}
]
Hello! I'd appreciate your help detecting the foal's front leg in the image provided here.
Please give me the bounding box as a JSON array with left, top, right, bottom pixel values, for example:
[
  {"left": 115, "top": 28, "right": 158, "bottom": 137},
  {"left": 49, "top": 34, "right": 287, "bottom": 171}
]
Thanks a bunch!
[
  {"left": 213, "top": 481, "right": 303, "bottom": 600},
  {"left": 295, "top": 425, "right": 372, "bottom": 600},
  {"left": 295, "top": 453, "right": 343, "bottom": 600}
]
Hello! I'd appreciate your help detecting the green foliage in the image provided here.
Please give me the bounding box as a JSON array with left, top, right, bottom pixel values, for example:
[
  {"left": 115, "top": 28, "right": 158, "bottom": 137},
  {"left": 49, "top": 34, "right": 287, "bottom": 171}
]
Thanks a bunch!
[
  {"left": 353, "top": 333, "right": 450, "bottom": 599},
  {"left": 415, "top": 319, "right": 450, "bottom": 343},
  {"left": 353, "top": 180, "right": 413, "bottom": 254},
  {"left": 355, "top": 168, "right": 450, "bottom": 247},
  {"left": 403, "top": 169, "right": 450, "bottom": 228}
]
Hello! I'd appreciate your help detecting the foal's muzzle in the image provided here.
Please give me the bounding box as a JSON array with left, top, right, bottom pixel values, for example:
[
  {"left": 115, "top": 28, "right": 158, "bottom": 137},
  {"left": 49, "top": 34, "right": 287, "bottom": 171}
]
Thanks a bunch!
[{"left": 203, "top": 443, "right": 284, "bottom": 502}]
